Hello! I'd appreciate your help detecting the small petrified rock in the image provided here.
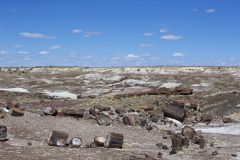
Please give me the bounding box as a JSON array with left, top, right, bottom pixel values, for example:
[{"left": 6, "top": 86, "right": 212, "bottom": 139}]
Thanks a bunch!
[
  {"left": 162, "top": 144, "right": 169, "bottom": 150},
  {"left": 202, "top": 113, "right": 213, "bottom": 123},
  {"left": 212, "top": 151, "right": 218, "bottom": 156},
  {"left": 115, "top": 108, "right": 126, "bottom": 115},
  {"left": 0, "top": 110, "right": 6, "bottom": 118},
  {"left": 222, "top": 117, "right": 232, "bottom": 123},
  {"left": 123, "top": 115, "right": 136, "bottom": 126},
  {"left": 43, "top": 107, "right": 58, "bottom": 116},
  {"left": 0, "top": 125, "right": 7, "bottom": 141},
  {"left": 192, "top": 135, "right": 205, "bottom": 149},
  {"left": 171, "top": 133, "right": 184, "bottom": 151},
  {"left": 48, "top": 130, "right": 69, "bottom": 147},
  {"left": 69, "top": 137, "right": 82, "bottom": 148},
  {"left": 181, "top": 126, "right": 196, "bottom": 139},
  {"left": 97, "top": 114, "right": 111, "bottom": 126},
  {"left": 89, "top": 107, "right": 101, "bottom": 116},
  {"left": 11, "top": 107, "right": 24, "bottom": 116},
  {"left": 94, "top": 136, "right": 106, "bottom": 147},
  {"left": 104, "top": 132, "right": 124, "bottom": 149}
]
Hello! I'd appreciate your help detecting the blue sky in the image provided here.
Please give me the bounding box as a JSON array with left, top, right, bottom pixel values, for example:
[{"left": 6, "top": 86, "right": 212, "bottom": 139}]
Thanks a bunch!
[{"left": 0, "top": 0, "right": 239, "bottom": 67}]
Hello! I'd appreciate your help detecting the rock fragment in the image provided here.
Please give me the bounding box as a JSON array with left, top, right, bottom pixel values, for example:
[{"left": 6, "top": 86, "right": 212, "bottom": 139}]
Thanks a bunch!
[
  {"left": 104, "top": 132, "right": 124, "bottom": 149},
  {"left": 43, "top": 107, "right": 58, "bottom": 116},
  {"left": 94, "top": 136, "right": 106, "bottom": 147},
  {"left": 0, "top": 125, "right": 7, "bottom": 141},
  {"left": 69, "top": 137, "right": 82, "bottom": 148},
  {"left": 97, "top": 113, "right": 111, "bottom": 126},
  {"left": 48, "top": 130, "right": 69, "bottom": 147}
]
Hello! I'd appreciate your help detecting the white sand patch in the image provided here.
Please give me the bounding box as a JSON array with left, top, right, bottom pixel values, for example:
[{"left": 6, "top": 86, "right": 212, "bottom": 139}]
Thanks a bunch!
[
  {"left": 0, "top": 87, "right": 29, "bottom": 93},
  {"left": 121, "top": 79, "right": 161, "bottom": 88},
  {"left": 191, "top": 83, "right": 211, "bottom": 87},
  {"left": 197, "top": 124, "right": 240, "bottom": 135},
  {"left": 166, "top": 118, "right": 182, "bottom": 126},
  {"left": 160, "top": 82, "right": 181, "bottom": 88},
  {"left": 43, "top": 90, "right": 78, "bottom": 100}
]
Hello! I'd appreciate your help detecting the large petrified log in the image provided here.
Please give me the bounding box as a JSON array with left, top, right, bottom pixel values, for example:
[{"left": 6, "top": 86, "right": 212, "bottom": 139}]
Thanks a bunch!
[
  {"left": 48, "top": 130, "right": 69, "bottom": 147},
  {"left": 114, "top": 87, "right": 173, "bottom": 99},
  {"left": 162, "top": 102, "right": 185, "bottom": 122},
  {"left": 62, "top": 109, "right": 85, "bottom": 118},
  {"left": 104, "top": 132, "right": 124, "bottom": 149},
  {"left": 0, "top": 125, "right": 7, "bottom": 141},
  {"left": 114, "top": 87, "right": 193, "bottom": 99}
]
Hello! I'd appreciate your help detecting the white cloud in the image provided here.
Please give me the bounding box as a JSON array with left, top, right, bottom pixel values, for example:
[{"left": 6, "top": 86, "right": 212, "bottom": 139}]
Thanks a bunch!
[
  {"left": 39, "top": 51, "right": 49, "bottom": 55},
  {"left": 0, "top": 51, "right": 8, "bottom": 54},
  {"left": 15, "top": 44, "right": 23, "bottom": 48},
  {"left": 139, "top": 44, "right": 155, "bottom": 48},
  {"left": 18, "top": 51, "right": 29, "bottom": 54},
  {"left": 172, "top": 52, "right": 185, "bottom": 57},
  {"left": 111, "top": 54, "right": 140, "bottom": 61},
  {"left": 206, "top": 8, "right": 216, "bottom": 13},
  {"left": 72, "top": 29, "right": 82, "bottom": 33},
  {"left": 84, "top": 32, "right": 102, "bottom": 38},
  {"left": 160, "top": 28, "right": 168, "bottom": 33},
  {"left": 126, "top": 54, "right": 139, "bottom": 59},
  {"left": 19, "top": 32, "right": 54, "bottom": 39},
  {"left": 50, "top": 45, "right": 62, "bottom": 50},
  {"left": 23, "top": 57, "right": 30, "bottom": 61},
  {"left": 144, "top": 32, "right": 153, "bottom": 36},
  {"left": 193, "top": 9, "right": 198, "bottom": 13},
  {"left": 229, "top": 57, "right": 236, "bottom": 61},
  {"left": 161, "top": 34, "right": 183, "bottom": 40}
]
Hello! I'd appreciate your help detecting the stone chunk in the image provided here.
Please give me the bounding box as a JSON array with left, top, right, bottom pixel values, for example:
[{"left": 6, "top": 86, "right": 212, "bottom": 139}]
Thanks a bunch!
[
  {"left": 69, "top": 137, "right": 82, "bottom": 148},
  {"left": 104, "top": 132, "right": 124, "bottom": 149},
  {"left": 0, "top": 125, "right": 7, "bottom": 141},
  {"left": 11, "top": 107, "right": 24, "bottom": 116},
  {"left": 48, "top": 130, "right": 69, "bottom": 147}
]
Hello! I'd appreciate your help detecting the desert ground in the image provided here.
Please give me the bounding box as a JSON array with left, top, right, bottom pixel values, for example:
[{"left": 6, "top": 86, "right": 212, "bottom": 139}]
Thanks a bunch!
[{"left": 0, "top": 66, "right": 240, "bottom": 160}]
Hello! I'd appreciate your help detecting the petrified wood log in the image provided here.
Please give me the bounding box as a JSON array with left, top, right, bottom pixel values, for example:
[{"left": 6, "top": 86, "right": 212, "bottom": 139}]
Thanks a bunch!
[
  {"left": 162, "top": 103, "right": 185, "bottom": 122},
  {"left": 69, "top": 137, "right": 82, "bottom": 148},
  {"left": 97, "top": 114, "right": 111, "bottom": 126},
  {"left": 62, "top": 109, "right": 85, "bottom": 118},
  {"left": 104, "top": 132, "right": 124, "bottom": 149},
  {"left": 0, "top": 125, "right": 7, "bottom": 141},
  {"left": 89, "top": 107, "right": 101, "bottom": 116},
  {"left": 94, "top": 136, "right": 106, "bottom": 147},
  {"left": 123, "top": 115, "right": 136, "bottom": 126},
  {"left": 181, "top": 126, "right": 196, "bottom": 139},
  {"left": 171, "top": 133, "right": 184, "bottom": 151},
  {"left": 48, "top": 130, "right": 69, "bottom": 147},
  {"left": 43, "top": 107, "right": 58, "bottom": 116},
  {"left": 114, "top": 87, "right": 173, "bottom": 99},
  {"left": 11, "top": 107, "right": 24, "bottom": 116}
]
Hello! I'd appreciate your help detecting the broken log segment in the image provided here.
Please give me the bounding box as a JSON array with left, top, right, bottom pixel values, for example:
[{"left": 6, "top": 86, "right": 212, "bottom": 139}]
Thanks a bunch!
[
  {"left": 62, "top": 109, "right": 85, "bottom": 118},
  {"left": 104, "top": 132, "right": 124, "bottom": 149},
  {"left": 181, "top": 126, "right": 196, "bottom": 139},
  {"left": 48, "top": 130, "right": 69, "bottom": 147},
  {"left": 113, "top": 87, "right": 172, "bottom": 99},
  {"left": 162, "top": 103, "right": 185, "bottom": 122},
  {"left": 97, "top": 113, "right": 111, "bottom": 126},
  {"left": 122, "top": 115, "right": 136, "bottom": 126},
  {"left": 94, "top": 136, "right": 106, "bottom": 147},
  {"left": 69, "top": 137, "right": 82, "bottom": 148},
  {"left": 43, "top": 107, "right": 58, "bottom": 116},
  {"left": 0, "top": 125, "right": 7, "bottom": 141},
  {"left": 11, "top": 107, "right": 24, "bottom": 116}
]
